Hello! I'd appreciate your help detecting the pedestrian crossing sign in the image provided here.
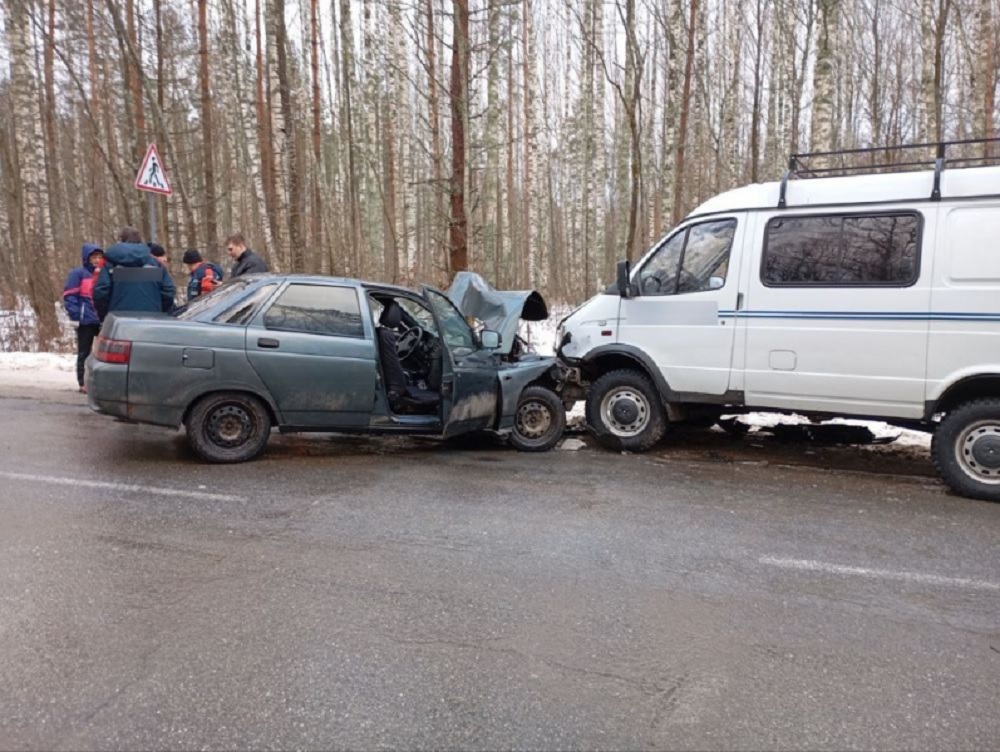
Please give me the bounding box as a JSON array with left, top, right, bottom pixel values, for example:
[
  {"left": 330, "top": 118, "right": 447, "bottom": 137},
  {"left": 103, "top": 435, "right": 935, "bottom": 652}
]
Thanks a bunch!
[{"left": 134, "top": 143, "right": 172, "bottom": 196}]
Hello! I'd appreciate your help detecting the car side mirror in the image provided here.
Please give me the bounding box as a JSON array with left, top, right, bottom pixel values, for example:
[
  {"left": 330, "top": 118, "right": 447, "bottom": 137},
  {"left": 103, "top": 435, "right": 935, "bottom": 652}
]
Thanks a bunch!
[
  {"left": 709, "top": 276, "right": 725, "bottom": 290},
  {"left": 616, "top": 260, "right": 633, "bottom": 299},
  {"left": 480, "top": 329, "right": 501, "bottom": 350}
]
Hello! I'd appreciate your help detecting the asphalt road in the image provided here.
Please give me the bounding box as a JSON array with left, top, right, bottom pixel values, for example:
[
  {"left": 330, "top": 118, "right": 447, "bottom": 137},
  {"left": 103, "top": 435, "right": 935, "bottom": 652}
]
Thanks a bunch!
[{"left": 0, "top": 390, "right": 998, "bottom": 751}]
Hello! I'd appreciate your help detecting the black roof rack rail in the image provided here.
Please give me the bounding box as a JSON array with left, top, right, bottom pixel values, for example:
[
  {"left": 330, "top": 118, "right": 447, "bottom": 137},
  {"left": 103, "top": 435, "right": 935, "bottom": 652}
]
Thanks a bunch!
[{"left": 780, "top": 137, "right": 1000, "bottom": 208}]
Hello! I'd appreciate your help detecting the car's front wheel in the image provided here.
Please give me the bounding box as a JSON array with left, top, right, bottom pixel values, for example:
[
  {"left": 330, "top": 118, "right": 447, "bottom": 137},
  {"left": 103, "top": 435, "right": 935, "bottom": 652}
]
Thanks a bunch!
[
  {"left": 932, "top": 398, "right": 1000, "bottom": 502},
  {"left": 586, "top": 369, "right": 666, "bottom": 452},
  {"left": 510, "top": 385, "right": 566, "bottom": 452},
  {"left": 186, "top": 392, "right": 272, "bottom": 463}
]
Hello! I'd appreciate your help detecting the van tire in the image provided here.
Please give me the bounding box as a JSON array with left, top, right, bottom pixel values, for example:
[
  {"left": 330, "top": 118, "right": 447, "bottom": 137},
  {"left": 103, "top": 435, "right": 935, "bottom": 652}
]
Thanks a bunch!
[
  {"left": 586, "top": 369, "right": 666, "bottom": 452},
  {"left": 932, "top": 399, "right": 1000, "bottom": 502},
  {"left": 186, "top": 392, "right": 272, "bottom": 463},
  {"left": 510, "top": 385, "right": 566, "bottom": 452}
]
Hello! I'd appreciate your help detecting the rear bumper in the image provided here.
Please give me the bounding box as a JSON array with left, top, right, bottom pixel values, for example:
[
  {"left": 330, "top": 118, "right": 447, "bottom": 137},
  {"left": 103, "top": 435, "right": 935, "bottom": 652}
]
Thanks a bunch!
[{"left": 85, "top": 358, "right": 182, "bottom": 428}]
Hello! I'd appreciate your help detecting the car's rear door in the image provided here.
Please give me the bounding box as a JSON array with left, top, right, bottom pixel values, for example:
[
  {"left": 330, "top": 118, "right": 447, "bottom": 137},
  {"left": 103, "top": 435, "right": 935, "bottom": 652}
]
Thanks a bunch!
[
  {"left": 246, "top": 282, "right": 378, "bottom": 428},
  {"left": 422, "top": 286, "right": 497, "bottom": 437}
]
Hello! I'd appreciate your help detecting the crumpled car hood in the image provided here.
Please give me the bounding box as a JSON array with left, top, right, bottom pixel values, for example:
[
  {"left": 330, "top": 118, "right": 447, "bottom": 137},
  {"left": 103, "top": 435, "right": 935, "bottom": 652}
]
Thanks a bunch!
[{"left": 447, "top": 271, "right": 548, "bottom": 355}]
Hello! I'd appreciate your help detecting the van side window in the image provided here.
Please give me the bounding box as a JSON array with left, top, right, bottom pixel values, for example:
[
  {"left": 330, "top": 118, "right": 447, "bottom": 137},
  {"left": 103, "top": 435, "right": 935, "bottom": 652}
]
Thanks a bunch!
[
  {"left": 763, "top": 212, "right": 920, "bottom": 286},
  {"left": 639, "top": 219, "right": 737, "bottom": 296}
]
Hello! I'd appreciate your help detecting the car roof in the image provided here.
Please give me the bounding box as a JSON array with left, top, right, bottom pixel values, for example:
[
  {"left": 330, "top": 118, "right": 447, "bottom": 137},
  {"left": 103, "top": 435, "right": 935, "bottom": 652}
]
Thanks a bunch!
[{"left": 243, "top": 273, "right": 421, "bottom": 296}]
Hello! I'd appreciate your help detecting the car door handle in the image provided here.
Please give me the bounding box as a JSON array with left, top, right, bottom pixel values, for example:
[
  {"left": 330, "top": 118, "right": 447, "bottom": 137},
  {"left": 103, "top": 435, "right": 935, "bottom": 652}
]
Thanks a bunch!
[{"left": 257, "top": 337, "right": 280, "bottom": 349}]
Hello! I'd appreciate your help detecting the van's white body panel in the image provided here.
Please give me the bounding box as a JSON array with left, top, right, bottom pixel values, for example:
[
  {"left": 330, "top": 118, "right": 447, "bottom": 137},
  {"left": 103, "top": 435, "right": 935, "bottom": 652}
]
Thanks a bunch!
[{"left": 560, "top": 165, "right": 1000, "bottom": 422}]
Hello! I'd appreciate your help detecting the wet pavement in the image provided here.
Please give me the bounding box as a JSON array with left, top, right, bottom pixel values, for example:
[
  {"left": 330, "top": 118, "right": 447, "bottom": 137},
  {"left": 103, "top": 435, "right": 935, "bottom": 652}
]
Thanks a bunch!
[{"left": 1, "top": 391, "right": 998, "bottom": 750}]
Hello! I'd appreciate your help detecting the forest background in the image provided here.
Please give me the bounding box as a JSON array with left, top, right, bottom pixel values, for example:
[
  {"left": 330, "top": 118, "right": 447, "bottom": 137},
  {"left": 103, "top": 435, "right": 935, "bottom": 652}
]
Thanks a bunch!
[{"left": 0, "top": 0, "right": 996, "bottom": 348}]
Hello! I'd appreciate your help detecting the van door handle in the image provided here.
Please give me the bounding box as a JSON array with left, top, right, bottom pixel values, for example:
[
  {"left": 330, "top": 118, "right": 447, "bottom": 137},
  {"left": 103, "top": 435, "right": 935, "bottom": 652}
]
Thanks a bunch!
[
  {"left": 736, "top": 292, "right": 745, "bottom": 311},
  {"left": 257, "top": 338, "right": 280, "bottom": 349}
]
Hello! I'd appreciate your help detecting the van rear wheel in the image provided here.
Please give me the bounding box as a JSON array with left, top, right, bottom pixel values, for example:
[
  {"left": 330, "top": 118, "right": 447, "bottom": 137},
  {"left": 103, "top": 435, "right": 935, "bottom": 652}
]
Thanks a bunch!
[
  {"left": 586, "top": 369, "right": 666, "bottom": 452},
  {"left": 932, "top": 399, "right": 1000, "bottom": 502}
]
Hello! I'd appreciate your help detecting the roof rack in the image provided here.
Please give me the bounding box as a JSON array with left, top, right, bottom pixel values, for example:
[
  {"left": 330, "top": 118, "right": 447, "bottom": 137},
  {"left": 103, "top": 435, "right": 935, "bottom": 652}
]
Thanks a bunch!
[{"left": 777, "top": 137, "right": 1000, "bottom": 209}]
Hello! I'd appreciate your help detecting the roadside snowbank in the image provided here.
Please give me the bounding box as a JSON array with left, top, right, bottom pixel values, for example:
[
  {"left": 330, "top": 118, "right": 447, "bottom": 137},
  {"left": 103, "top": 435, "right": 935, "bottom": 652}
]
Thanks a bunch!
[{"left": 0, "top": 352, "right": 78, "bottom": 391}]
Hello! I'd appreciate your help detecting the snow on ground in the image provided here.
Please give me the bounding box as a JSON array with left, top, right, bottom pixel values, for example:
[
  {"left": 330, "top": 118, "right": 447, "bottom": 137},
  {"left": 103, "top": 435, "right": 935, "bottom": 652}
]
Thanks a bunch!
[{"left": 0, "top": 352, "right": 78, "bottom": 391}]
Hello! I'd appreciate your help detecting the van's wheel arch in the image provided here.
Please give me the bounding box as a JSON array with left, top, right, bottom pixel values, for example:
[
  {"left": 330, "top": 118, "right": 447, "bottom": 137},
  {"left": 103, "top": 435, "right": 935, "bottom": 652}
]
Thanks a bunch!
[
  {"left": 586, "top": 368, "right": 666, "bottom": 452},
  {"left": 186, "top": 391, "right": 272, "bottom": 463},
  {"left": 932, "top": 398, "right": 1000, "bottom": 502}
]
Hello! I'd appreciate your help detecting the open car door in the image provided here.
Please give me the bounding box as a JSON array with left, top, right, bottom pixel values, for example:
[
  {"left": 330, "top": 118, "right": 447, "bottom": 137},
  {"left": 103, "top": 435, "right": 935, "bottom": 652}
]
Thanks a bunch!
[{"left": 422, "top": 286, "right": 498, "bottom": 437}]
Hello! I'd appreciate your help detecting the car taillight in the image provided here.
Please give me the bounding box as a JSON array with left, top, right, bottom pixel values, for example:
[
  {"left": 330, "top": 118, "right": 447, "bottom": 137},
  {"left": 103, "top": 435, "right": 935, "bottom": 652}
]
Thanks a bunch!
[{"left": 95, "top": 336, "right": 132, "bottom": 364}]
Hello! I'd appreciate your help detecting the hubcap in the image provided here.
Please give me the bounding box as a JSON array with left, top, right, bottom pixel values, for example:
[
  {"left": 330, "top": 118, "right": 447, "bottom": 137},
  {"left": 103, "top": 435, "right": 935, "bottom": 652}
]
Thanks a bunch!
[
  {"left": 600, "top": 387, "right": 650, "bottom": 438},
  {"left": 207, "top": 404, "right": 254, "bottom": 448},
  {"left": 956, "top": 421, "right": 1000, "bottom": 484},
  {"left": 516, "top": 400, "right": 552, "bottom": 440}
]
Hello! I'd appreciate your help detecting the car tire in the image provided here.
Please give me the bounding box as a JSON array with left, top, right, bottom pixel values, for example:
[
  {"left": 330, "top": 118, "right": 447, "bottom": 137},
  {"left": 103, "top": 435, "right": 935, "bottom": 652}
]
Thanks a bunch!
[
  {"left": 186, "top": 392, "right": 272, "bottom": 464},
  {"left": 932, "top": 398, "right": 1000, "bottom": 502},
  {"left": 586, "top": 369, "right": 666, "bottom": 452},
  {"left": 511, "top": 385, "right": 566, "bottom": 452}
]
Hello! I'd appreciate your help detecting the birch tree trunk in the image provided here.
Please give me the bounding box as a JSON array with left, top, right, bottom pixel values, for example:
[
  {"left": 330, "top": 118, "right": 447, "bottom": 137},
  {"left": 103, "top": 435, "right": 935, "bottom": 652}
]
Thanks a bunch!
[{"left": 810, "top": 0, "right": 840, "bottom": 161}]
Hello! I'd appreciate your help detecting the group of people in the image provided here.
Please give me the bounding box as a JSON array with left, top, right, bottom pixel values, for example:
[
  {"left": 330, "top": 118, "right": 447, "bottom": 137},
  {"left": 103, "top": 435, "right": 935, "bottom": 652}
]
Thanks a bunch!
[{"left": 62, "top": 227, "right": 269, "bottom": 392}]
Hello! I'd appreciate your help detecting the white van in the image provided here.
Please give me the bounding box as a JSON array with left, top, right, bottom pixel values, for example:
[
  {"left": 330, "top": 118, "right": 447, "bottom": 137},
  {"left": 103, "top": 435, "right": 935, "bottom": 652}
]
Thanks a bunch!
[{"left": 556, "top": 145, "right": 1000, "bottom": 500}]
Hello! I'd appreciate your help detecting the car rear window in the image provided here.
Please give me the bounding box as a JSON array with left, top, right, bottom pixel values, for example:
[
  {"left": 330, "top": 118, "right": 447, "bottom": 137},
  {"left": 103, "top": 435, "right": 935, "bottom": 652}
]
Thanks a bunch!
[
  {"left": 264, "top": 284, "right": 364, "bottom": 338},
  {"left": 175, "top": 278, "right": 255, "bottom": 320},
  {"left": 213, "top": 284, "right": 279, "bottom": 325}
]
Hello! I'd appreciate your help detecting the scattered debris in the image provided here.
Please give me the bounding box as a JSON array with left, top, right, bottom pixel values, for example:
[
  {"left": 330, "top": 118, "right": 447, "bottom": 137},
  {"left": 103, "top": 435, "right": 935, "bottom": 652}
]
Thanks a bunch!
[{"left": 558, "top": 438, "right": 587, "bottom": 451}]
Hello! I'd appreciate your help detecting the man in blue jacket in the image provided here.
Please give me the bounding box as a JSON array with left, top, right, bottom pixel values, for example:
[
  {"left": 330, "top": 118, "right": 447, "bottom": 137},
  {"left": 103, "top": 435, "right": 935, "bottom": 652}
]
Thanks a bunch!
[
  {"left": 62, "top": 242, "right": 104, "bottom": 392},
  {"left": 93, "top": 227, "right": 175, "bottom": 320}
]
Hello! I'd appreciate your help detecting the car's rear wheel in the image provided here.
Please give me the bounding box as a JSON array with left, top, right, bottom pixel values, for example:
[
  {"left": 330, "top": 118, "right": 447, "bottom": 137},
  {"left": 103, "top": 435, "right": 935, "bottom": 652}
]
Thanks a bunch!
[
  {"left": 511, "top": 386, "right": 566, "bottom": 452},
  {"left": 186, "top": 392, "right": 272, "bottom": 463},
  {"left": 586, "top": 369, "right": 666, "bottom": 452}
]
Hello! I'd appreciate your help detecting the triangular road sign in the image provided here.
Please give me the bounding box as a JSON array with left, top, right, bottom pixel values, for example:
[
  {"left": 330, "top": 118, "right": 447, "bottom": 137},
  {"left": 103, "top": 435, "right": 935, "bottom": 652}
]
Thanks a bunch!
[{"left": 135, "top": 143, "right": 172, "bottom": 196}]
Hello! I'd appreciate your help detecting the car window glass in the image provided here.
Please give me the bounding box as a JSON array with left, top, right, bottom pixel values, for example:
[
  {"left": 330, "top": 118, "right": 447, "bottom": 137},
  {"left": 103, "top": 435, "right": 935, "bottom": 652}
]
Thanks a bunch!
[
  {"left": 213, "top": 284, "right": 278, "bottom": 325},
  {"left": 677, "top": 220, "right": 737, "bottom": 293},
  {"left": 264, "top": 284, "right": 364, "bottom": 337},
  {"left": 425, "top": 290, "right": 476, "bottom": 353},
  {"left": 639, "top": 231, "right": 686, "bottom": 295},
  {"left": 397, "top": 298, "right": 438, "bottom": 333},
  {"left": 764, "top": 213, "right": 919, "bottom": 286},
  {"left": 175, "top": 278, "right": 254, "bottom": 320}
]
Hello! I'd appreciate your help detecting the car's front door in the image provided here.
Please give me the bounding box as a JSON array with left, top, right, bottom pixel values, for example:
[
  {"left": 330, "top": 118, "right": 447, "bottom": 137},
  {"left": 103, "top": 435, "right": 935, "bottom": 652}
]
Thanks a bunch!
[
  {"left": 619, "top": 216, "right": 744, "bottom": 396},
  {"left": 246, "top": 282, "right": 378, "bottom": 428},
  {"left": 422, "top": 286, "right": 498, "bottom": 437}
]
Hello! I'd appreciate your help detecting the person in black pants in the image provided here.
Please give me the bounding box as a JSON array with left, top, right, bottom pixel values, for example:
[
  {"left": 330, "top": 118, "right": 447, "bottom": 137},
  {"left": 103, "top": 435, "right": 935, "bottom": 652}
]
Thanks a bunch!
[{"left": 62, "top": 243, "right": 104, "bottom": 392}]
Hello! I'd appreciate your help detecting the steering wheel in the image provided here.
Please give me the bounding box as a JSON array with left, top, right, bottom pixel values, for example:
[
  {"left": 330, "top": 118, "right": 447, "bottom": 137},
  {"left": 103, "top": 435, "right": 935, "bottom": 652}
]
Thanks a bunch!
[{"left": 396, "top": 325, "right": 422, "bottom": 360}]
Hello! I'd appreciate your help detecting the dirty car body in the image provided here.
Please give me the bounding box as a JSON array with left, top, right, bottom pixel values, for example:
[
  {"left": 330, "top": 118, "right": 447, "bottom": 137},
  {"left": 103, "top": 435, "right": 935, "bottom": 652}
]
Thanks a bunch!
[{"left": 87, "top": 274, "right": 561, "bottom": 462}]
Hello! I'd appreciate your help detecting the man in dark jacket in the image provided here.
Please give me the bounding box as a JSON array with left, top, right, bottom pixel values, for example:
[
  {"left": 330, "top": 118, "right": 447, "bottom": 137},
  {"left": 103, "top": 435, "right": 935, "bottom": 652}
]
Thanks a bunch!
[
  {"left": 93, "top": 226, "right": 175, "bottom": 320},
  {"left": 182, "top": 249, "right": 224, "bottom": 301},
  {"left": 226, "top": 232, "right": 268, "bottom": 277},
  {"left": 62, "top": 242, "right": 104, "bottom": 391}
]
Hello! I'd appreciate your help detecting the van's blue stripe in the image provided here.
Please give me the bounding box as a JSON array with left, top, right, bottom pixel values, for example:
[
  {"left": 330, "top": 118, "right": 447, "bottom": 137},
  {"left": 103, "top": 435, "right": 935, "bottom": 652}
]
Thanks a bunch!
[{"left": 716, "top": 310, "right": 1000, "bottom": 321}]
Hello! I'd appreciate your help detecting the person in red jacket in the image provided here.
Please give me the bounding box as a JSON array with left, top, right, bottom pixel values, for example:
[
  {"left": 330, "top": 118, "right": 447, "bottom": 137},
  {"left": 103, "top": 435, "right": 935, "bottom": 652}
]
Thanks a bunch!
[
  {"left": 62, "top": 243, "right": 104, "bottom": 392},
  {"left": 182, "top": 249, "right": 224, "bottom": 301}
]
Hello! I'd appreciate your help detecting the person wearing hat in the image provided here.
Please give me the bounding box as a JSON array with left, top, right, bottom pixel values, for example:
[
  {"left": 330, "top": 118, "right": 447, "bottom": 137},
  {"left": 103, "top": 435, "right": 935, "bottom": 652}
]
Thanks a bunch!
[{"left": 183, "top": 249, "right": 224, "bottom": 301}]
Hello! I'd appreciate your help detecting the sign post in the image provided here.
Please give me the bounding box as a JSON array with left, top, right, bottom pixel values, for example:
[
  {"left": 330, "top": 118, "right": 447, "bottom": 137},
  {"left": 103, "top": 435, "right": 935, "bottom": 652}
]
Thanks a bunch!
[{"left": 134, "top": 143, "right": 173, "bottom": 243}]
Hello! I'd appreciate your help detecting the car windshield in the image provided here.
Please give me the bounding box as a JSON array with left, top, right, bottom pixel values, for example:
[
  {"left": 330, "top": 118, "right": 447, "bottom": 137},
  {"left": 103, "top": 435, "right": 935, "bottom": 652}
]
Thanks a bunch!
[{"left": 175, "top": 279, "right": 255, "bottom": 320}]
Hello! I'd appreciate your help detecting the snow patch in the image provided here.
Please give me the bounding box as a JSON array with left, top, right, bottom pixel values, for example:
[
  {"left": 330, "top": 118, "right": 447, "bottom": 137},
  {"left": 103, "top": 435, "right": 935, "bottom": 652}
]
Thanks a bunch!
[{"left": 0, "top": 351, "right": 78, "bottom": 392}]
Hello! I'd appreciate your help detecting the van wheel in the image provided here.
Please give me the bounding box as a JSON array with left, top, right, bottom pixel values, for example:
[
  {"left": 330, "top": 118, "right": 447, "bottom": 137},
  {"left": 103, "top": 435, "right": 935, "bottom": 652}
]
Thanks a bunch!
[
  {"left": 932, "top": 399, "right": 1000, "bottom": 502},
  {"left": 186, "top": 392, "right": 272, "bottom": 464},
  {"left": 511, "top": 386, "right": 566, "bottom": 452},
  {"left": 586, "top": 369, "right": 666, "bottom": 452}
]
